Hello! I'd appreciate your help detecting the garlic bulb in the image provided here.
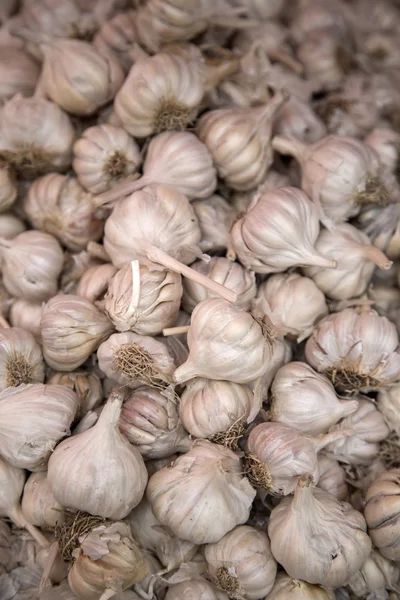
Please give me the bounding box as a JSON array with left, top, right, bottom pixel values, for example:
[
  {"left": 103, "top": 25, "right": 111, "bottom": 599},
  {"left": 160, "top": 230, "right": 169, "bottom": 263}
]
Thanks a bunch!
[
  {"left": 0, "top": 94, "right": 75, "bottom": 177},
  {"left": 230, "top": 186, "right": 336, "bottom": 273},
  {"left": 274, "top": 97, "right": 327, "bottom": 144},
  {"left": 0, "top": 230, "right": 63, "bottom": 302},
  {"left": 268, "top": 475, "right": 372, "bottom": 588},
  {"left": 327, "top": 398, "right": 390, "bottom": 465},
  {"left": 0, "top": 327, "right": 45, "bottom": 391},
  {"left": 231, "top": 170, "right": 291, "bottom": 214},
  {"left": 378, "top": 383, "right": 400, "bottom": 435},
  {"left": 305, "top": 308, "right": 400, "bottom": 392},
  {"left": 347, "top": 549, "right": 400, "bottom": 597},
  {"left": 230, "top": 0, "right": 285, "bottom": 19},
  {"left": 364, "top": 469, "right": 400, "bottom": 561},
  {"left": 21, "top": 472, "right": 64, "bottom": 529},
  {"left": 73, "top": 124, "right": 141, "bottom": 194},
  {"left": 0, "top": 47, "right": 40, "bottom": 104},
  {"left": 41, "top": 295, "right": 114, "bottom": 371},
  {"left": 120, "top": 386, "right": 191, "bottom": 458},
  {"left": 305, "top": 223, "right": 392, "bottom": 300},
  {"left": 197, "top": 92, "right": 288, "bottom": 191},
  {"left": 205, "top": 525, "right": 277, "bottom": 600},
  {"left": 48, "top": 390, "right": 147, "bottom": 519},
  {"left": 0, "top": 213, "right": 25, "bottom": 238},
  {"left": 365, "top": 128, "right": 400, "bottom": 194},
  {"left": 179, "top": 378, "right": 259, "bottom": 444},
  {"left": 93, "top": 10, "right": 139, "bottom": 73},
  {"left": 272, "top": 135, "right": 388, "bottom": 225},
  {"left": 271, "top": 362, "right": 359, "bottom": 435},
  {"left": 147, "top": 440, "right": 256, "bottom": 544},
  {"left": 256, "top": 273, "right": 328, "bottom": 342},
  {"left": 67, "top": 520, "right": 148, "bottom": 600},
  {"left": 104, "top": 261, "right": 182, "bottom": 335},
  {"left": 165, "top": 577, "right": 228, "bottom": 600},
  {"left": 182, "top": 258, "right": 256, "bottom": 313},
  {"left": 98, "top": 331, "right": 176, "bottom": 388},
  {"left": 192, "top": 195, "right": 236, "bottom": 253},
  {"left": 77, "top": 263, "right": 117, "bottom": 303},
  {"left": 173, "top": 298, "right": 272, "bottom": 384},
  {"left": 317, "top": 454, "right": 348, "bottom": 501},
  {"left": 47, "top": 371, "right": 103, "bottom": 419},
  {"left": 0, "top": 169, "right": 17, "bottom": 213},
  {"left": 0, "top": 383, "right": 78, "bottom": 471},
  {"left": 9, "top": 299, "right": 42, "bottom": 341},
  {"left": 249, "top": 336, "right": 293, "bottom": 397},
  {"left": 24, "top": 174, "right": 104, "bottom": 251},
  {"left": 265, "top": 573, "right": 335, "bottom": 600}
]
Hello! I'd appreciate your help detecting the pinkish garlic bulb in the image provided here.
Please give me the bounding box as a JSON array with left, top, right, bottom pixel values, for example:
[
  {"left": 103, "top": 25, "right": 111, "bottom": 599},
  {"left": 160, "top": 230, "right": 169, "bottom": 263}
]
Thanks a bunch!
[
  {"left": 317, "top": 454, "right": 348, "bottom": 501},
  {"left": 77, "top": 263, "right": 118, "bottom": 303},
  {"left": 192, "top": 195, "right": 237, "bottom": 253},
  {"left": 356, "top": 202, "right": 400, "bottom": 261},
  {"left": 0, "top": 47, "right": 40, "bottom": 105},
  {"left": 231, "top": 169, "right": 291, "bottom": 215},
  {"left": 305, "top": 308, "right": 400, "bottom": 392},
  {"left": 230, "top": 186, "right": 337, "bottom": 273},
  {"left": 229, "top": 0, "right": 286, "bottom": 19},
  {"left": 290, "top": 0, "right": 349, "bottom": 44},
  {"left": 274, "top": 97, "right": 327, "bottom": 144},
  {"left": 20, "top": 0, "right": 96, "bottom": 39},
  {"left": 0, "top": 213, "right": 25, "bottom": 238},
  {"left": 9, "top": 299, "right": 42, "bottom": 341},
  {"left": 93, "top": 10, "right": 140, "bottom": 73}
]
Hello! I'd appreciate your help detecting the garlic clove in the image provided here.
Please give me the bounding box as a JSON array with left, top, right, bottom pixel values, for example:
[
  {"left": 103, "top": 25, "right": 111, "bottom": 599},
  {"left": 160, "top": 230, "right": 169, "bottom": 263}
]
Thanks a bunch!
[
  {"left": 77, "top": 263, "right": 118, "bottom": 304},
  {"left": 21, "top": 472, "right": 64, "bottom": 529}
]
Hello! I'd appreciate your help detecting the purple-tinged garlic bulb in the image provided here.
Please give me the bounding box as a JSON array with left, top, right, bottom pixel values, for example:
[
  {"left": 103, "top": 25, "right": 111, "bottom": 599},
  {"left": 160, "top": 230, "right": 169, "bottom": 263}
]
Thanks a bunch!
[{"left": 356, "top": 202, "right": 400, "bottom": 261}]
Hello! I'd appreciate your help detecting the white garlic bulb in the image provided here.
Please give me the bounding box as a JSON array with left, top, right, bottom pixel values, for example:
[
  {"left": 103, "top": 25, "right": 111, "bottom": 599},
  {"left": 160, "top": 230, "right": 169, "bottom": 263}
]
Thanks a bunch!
[
  {"left": 192, "top": 195, "right": 236, "bottom": 253},
  {"left": 271, "top": 362, "right": 359, "bottom": 435},
  {"left": 147, "top": 440, "right": 256, "bottom": 544},
  {"left": 179, "top": 378, "right": 259, "bottom": 443},
  {"left": 0, "top": 230, "right": 63, "bottom": 301},
  {"left": 41, "top": 294, "right": 114, "bottom": 371},
  {"left": 73, "top": 124, "right": 141, "bottom": 194},
  {"left": 317, "top": 454, "right": 348, "bottom": 500},
  {"left": 305, "top": 223, "right": 392, "bottom": 300},
  {"left": 305, "top": 308, "right": 400, "bottom": 392},
  {"left": 0, "top": 47, "right": 40, "bottom": 104},
  {"left": 48, "top": 390, "right": 147, "bottom": 519},
  {"left": 205, "top": 525, "right": 277, "bottom": 600},
  {"left": 230, "top": 187, "right": 337, "bottom": 273},
  {"left": 347, "top": 549, "right": 400, "bottom": 597},
  {"left": 165, "top": 577, "right": 228, "bottom": 600},
  {"left": 0, "top": 94, "right": 75, "bottom": 177},
  {"left": 182, "top": 258, "right": 256, "bottom": 313},
  {"left": 197, "top": 92, "right": 288, "bottom": 191},
  {"left": 21, "top": 472, "right": 64, "bottom": 529},
  {"left": 268, "top": 475, "right": 372, "bottom": 588},
  {"left": 104, "top": 261, "right": 182, "bottom": 335},
  {"left": 378, "top": 383, "right": 400, "bottom": 435},
  {"left": 256, "top": 273, "right": 328, "bottom": 342},
  {"left": 364, "top": 470, "right": 400, "bottom": 562},
  {"left": 0, "top": 169, "right": 17, "bottom": 213},
  {"left": 0, "top": 327, "right": 45, "bottom": 391},
  {"left": 24, "top": 173, "right": 104, "bottom": 251},
  {"left": 9, "top": 299, "right": 43, "bottom": 341},
  {"left": 120, "top": 386, "right": 191, "bottom": 458},
  {"left": 0, "top": 383, "right": 78, "bottom": 471},
  {"left": 77, "top": 263, "right": 118, "bottom": 303},
  {"left": 173, "top": 298, "right": 272, "bottom": 384},
  {"left": 265, "top": 573, "right": 335, "bottom": 600}
]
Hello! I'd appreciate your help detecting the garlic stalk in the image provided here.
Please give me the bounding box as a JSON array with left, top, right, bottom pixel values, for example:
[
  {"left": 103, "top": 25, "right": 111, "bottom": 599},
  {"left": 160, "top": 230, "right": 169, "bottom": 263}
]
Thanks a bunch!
[
  {"left": 21, "top": 472, "right": 64, "bottom": 529},
  {"left": 317, "top": 454, "right": 348, "bottom": 501},
  {"left": 265, "top": 573, "right": 335, "bottom": 600},
  {"left": 364, "top": 469, "right": 400, "bottom": 561},
  {"left": 0, "top": 327, "right": 45, "bottom": 391},
  {"left": 48, "top": 390, "right": 148, "bottom": 520}
]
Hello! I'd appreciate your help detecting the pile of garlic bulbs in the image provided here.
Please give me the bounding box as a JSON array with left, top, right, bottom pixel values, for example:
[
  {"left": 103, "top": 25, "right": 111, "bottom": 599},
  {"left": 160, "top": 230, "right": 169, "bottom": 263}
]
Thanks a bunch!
[{"left": 2, "top": 1, "right": 400, "bottom": 600}]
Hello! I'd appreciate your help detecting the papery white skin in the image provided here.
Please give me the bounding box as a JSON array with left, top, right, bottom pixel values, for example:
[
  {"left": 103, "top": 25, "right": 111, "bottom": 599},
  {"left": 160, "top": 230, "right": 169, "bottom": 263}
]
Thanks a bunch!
[
  {"left": 0, "top": 230, "right": 63, "bottom": 302},
  {"left": 25, "top": 173, "right": 104, "bottom": 251},
  {"left": 48, "top": 391, "right": 147, "bottom": 520},
  {"left": 182, "top": 258, "right": 256, "bottom": 313},
  {"left": 205, "top": 525, "right": 277, "bottom": 600},
  {"left": 327, "top": 398, "right": 389, "bottom": 465},
  {"left": 0, "top": 48, "right": 40, "bottom": 105},
  {"left": 305, "top": 308, "right": 400, "bottom": 391},
  {"left": 0, "top": 383, "right": 78, "bottom": 471},
  {"left": 41, "top": 294, "right": 114, "bottom": 371},
  {"left": 9, "top": 299, "right": 42, "bottom": 341},
  {"left": 73, "top": 124, "right": 141, "bottom": 194},
  {"left": 256, "top": 273, "right": 328, "bottom": 342},
  {"left": 77, "top": 263, "right": 118, "bottom": 303},
  {"left": 173, "top": 298, "right": 272, "bottom": 384},
  {"left": 347, "top": 549, "right": 400, "bottom": 597},
  {"left": 317, "top": 454, "right": 348, "bottom": 501},
  {"left": 230, "top": 186, "right": 336, "bottom": 273},
  {"left": 0, "top": 327, "right": 45, "bottom": 391},
  {"left": 21, "top": 472, "right": 64, "bottom": 528},
  {"left": 147, "top": 440, "right": 256, "bottom": 544},
  {"left": 268, "top": 477, "right": 372, "bottom": 588},
  {"left": 120, "top": 386, "right": 191, "bottom": 458},
  {"left": 305, "top": 223, "right": 392, "bottom": 300},
  {"left": 265, "top": 573, "right": 335, "bottom": 600},
  {"left": 271, "top": 362, "right": 359, "bottom": 435},
  {"left": 48, "top": 370, "right": 103, "bottom": 419},
  {"left": 274, "top": 96, "right": 327, "bottom": 143},
  {"left": 378, "top": 383, "right": 400, "bottom": 435},
  {"left": 0, "top": 169, "right": 17, "bottom": 213},
  {"left": 165, "top": 577, "right": 228, "bottom": 600},
  {"left": 192, "top": 195, "right": 236, "bottom": 253},
  {"left": 104, "top": 261, "right": 182, "bottom": 335},
  {"left": 179, "top": 378, "right": 258, "bottom": 439},
  {"left": 0, "top": 213, "right": 25, "bottom": 237},
  {"left": 0, "top": 94, "right": 75, "bottom": 175}
]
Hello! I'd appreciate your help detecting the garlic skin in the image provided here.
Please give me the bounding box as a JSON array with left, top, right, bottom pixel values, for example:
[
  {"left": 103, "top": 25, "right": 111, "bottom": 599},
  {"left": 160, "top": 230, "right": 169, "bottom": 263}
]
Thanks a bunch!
[
  {"left": 268, "top": 476, "right": 372, "bottom": 588},
  {"left": 0, "top": 169, "right": 17, "bottom": 213},
  {"left": 192, "top": 195, "right": 236, "bottom": 253},
  {"left": 265, "top": 573, "right": 335, "bottom": 600},
  {"left": 104, "top": 261, "right": 182, "bottom": 335},
  {"left": 327, "top": 399, "right": 390, "bottom": 466},
  {"left": 9, "top": 299, "right": 42, "bottom": 341},
  {"left": 41, "top": 295, "right": 114, "bottom": 371},
  {"left": 48, "top": 391, "right": 147, "bottom": 520},
  {"left": 182, "top": 258, "right": 256, "bottom": 313},
  {"left": 174, "top": 299, "right": 272, "bottom": 384},
  {"left": 205, "top": 525, "right": 277, "bottom": 600},
  {"left": 25, "top": 174, "right": 104, "bottom": 251},
  {"left": 73, "top": 124, "right": 141, "bottom": 194},
  {"left": 271, "top": 362, "right": 359, "bottom": 435},
  {"left": 364, "top": 469, "right": 400, "bottom": 561},
  {"left": 0, "top": 48, "right": 40, "bottom": 104},
  {"left": 0, "top": 94, "right": 75, "bottom": 177},
  {"left": 0, "top": 327, "right": 45, "bottom": 391},
  {"left": 347, "top": 549, "right": 400, "bottom": 598},
  {"left": 21, "top": 472, "right": 64, "bottom": 529},
  {"left": 147, "top": 440, "right": 256, "bottom": 544},
  {"left": 0, "top": 383, "right": 78, "bottom": 471},
  {"left": 230, "top": 187, "right": 336, "bottom": 274},
  {"left": 179, "top": 378, "right": 259, "bottom": 441},
  {"left": 256, "top": 273, "right": 328, "bottom": 342},
  {"left": 378, "top": 384, "right": 400, "bottom": 436},
  {"left": 0, "top": 213, "right": 25, "bottom": 238},
  {"left": 119, "top": 386, "right": 192, "bottom": 458},
  {"left": 197, "top": 92, "right": 287, "bottom": 191},
  {"left": 165, "top": 577, "right": 228, "bottom": 600},
  {"left": 305, "top": 223, "right": 392, "bottom": 300},
  {"left": 77, "top": 263, "right": 118, "bottom": 303},
  {"left": 0, "top": 230, "right": 63, "bottom": 302},
  {"left": 48, "top": 371, "right": 103, "bottom": 419},
  {"left": 305, "top": 308, "right": 400, "bottom": 392},
  {"left": 317, "top": 455, "right": 348, "bottom": 501}
]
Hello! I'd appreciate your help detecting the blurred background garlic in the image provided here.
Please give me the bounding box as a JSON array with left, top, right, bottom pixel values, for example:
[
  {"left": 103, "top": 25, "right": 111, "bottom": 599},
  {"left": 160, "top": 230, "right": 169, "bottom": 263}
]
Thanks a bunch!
[
  {"left": 192, "top": 195, "right": 236, "bottom": 254},
  {"left": 0, "top": 168, "right": 17, "bottom": 213},
  {"left": 316, "top": 454, "right": 348, "bottom": 500},
  {"left": 48, "top": 371, "right": 103, "bottom": 419},
  {"left": 0, "top": 327, "right": 44, "bottom": 391},
  {"left": 21, "top": 472, "right": 64, "bottom": 529},
  {"left": 0, "top": 213, "right": 25, "bottom": 237},
  {"left": 265, "top": 573, "right": 335, "bottom": 599},
  {"left": 0, "top": 47, "right": 40, "bottom": 105},
  {"left": 274, "top": 96, "right": 327, "bottom": 143}
]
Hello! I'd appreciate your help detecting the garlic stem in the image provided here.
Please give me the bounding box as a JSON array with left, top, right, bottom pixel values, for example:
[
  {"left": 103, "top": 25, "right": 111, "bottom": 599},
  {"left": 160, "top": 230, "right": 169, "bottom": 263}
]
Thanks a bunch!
[
  {"left": 311, "top": 428, "right": 354, "bottom": 453},
  {"left": 268, "top": 48, "right": 304, "bottom": 74},
  {"left": 93, "top": 176, "right": 151, "bottom": 207},
  {"left": 10, "top": 505, "right": 50, "bottom": 547},
  {"left": 339, "top": 399, "right": 360, "bottom": 418},
  {"left": 272, "top": 135, "right": 308, "bottom": 161},
  {"left": 203, "top": 58, "right": 240, "bottom": 91},
  {"left": 97, "top": 389, "right": 124, "bottom": 427},
  {"left": 360, "top": 244, "right": 393, "bottom": 270},
  {"left": 257, "top": 90, "right": 290, "bottom": 128},
  {"left": 163, "top": 326, "right": 190, "bottom": 336},
  {"left": 99, "top": 590, "right": 117, "bottom": 600},
  {"left": 303, "top": 252, "right": 337, "bottom": 269}
]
